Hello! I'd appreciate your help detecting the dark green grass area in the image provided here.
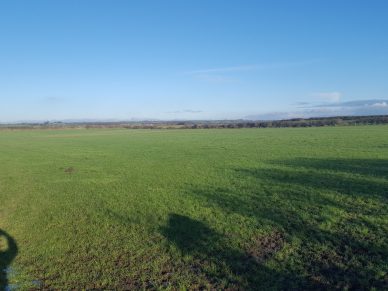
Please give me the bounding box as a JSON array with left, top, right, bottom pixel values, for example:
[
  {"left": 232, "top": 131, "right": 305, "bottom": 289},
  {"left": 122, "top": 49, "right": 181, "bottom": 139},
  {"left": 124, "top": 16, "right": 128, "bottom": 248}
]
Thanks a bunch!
[{"left": 0, "top": 127, "right": 387, "bottom": 289}]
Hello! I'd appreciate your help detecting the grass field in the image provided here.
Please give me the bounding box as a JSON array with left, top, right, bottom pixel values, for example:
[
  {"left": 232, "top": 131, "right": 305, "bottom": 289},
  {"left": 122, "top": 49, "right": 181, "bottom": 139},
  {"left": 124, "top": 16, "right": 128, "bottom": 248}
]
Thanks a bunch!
[{"left": 0, "top": 126, "right": 387, "bottom": 290}]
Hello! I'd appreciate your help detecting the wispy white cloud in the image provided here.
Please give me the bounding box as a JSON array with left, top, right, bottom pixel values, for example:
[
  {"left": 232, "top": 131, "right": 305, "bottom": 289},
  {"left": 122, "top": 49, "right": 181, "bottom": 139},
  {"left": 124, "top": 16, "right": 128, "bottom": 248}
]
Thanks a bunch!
[
  {"left": 186, "top": 65, "right": 259, "bottom": 75},
  {"left": 311, "top": 91, "right": 342, "bottom": 103},
  {"left": 186, "top": 59, "right": 323, "bottom": 75},
  {"left": 313, "top": 99, "right": 388, "bottom": 108},
  {"left": 167, "top": 109, "right": 203, "bottom": 114},
  {"left": 371, "top": 101, "right": 388, "bottom": 108},
  {"left": 194, "top": 74, "right": 238, "bottom": 83}
]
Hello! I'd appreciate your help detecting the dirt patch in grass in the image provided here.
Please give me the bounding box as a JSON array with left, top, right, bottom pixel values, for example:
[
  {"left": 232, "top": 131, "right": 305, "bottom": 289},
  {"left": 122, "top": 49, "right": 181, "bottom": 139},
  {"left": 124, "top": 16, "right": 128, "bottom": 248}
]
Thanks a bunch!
[
  {"left": 64, "top": 167, "right": 75, "bottom": 174},
  {"left": 247, "top": 230, "right": 285, "bottom": 263}
]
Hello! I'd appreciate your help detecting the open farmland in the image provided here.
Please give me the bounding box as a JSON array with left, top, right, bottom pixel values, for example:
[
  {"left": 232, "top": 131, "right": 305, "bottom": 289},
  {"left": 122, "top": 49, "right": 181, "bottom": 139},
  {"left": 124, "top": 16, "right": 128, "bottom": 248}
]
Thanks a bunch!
[{"left": 0, "top": 126, "right": 387, "bottom": 289}]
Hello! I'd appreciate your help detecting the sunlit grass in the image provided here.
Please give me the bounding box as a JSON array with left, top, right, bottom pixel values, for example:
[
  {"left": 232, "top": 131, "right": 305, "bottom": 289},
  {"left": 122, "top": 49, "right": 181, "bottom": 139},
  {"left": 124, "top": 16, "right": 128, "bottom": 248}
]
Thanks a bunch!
[{"left": 0, "top": 126, "right": 387, "bottom": 289}]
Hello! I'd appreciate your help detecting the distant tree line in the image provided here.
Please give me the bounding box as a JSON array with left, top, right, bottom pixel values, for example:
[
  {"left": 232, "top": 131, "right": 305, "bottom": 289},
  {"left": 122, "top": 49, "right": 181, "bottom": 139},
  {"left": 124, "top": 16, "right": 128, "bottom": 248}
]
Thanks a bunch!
[
  {"left": 2, "top": 115, "right": 388, "bottom": 130},
  {"left": 120, "top": 115, "right": 388, "bottom": 129}
]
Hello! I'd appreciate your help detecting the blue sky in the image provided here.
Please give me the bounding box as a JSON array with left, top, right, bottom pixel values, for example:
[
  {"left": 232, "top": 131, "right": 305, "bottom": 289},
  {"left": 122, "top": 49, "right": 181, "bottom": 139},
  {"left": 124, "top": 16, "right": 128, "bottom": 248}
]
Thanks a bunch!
[{"left": 1, "top": 0, "right": 388, "bottom": 121}]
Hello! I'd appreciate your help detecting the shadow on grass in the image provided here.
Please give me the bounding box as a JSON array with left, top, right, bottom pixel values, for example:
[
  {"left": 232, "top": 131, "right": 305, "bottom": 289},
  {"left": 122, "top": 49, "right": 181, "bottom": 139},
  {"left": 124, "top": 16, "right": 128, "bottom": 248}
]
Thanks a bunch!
[
  {"left": 0, "top": 230, "right": 18, "bottom": 291},
  {"left": 278, "top": 158, "right": 388, "bottom": 180},
  {"left": 183, "top": 158, "right": 388, "bottom": 289},
  {"left": 161, "top": 214, "right": 319, "bottom": 290}
]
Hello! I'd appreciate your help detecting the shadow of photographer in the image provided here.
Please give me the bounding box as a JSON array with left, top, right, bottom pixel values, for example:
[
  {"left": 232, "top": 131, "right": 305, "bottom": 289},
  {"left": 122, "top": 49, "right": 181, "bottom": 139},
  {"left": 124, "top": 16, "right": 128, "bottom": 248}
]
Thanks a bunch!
[{"left": 0, "top": 229, "right": 18, "bottom": 291}]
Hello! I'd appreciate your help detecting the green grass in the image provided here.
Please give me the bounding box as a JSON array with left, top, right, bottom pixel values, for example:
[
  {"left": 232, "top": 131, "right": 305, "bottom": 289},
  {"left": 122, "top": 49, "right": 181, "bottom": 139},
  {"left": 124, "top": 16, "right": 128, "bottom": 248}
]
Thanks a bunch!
[{"left": 0, "top": 126, "right": 387, "bottom": 289}]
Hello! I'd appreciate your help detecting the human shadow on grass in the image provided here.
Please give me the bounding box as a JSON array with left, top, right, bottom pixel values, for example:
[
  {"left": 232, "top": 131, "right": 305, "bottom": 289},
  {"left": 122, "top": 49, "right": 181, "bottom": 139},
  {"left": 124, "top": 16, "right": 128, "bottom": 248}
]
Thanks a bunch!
[
  {"left": 161, "top": 214, "right": 321, "bottom": 290},
  {"left": 0, "top": 230, "right": 18, "bottom": 291},
  {"left": 185, "top": 158, "right": 388, "bottom": 289}
]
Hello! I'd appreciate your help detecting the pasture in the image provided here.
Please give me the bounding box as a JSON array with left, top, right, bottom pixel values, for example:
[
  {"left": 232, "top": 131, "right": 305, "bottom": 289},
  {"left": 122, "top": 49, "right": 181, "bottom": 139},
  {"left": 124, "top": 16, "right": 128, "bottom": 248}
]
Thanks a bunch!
[{"left": 0, "top": 126, "right": 387, "bottom": 289}]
